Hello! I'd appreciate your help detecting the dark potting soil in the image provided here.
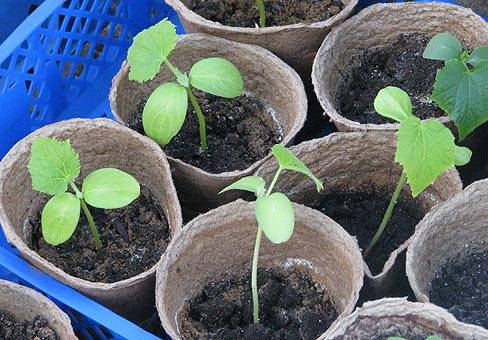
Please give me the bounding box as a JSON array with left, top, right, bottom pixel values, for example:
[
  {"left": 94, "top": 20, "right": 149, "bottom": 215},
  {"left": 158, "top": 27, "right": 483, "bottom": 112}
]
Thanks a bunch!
[
  {"left": 428, "top": 249, "right": 488, "bottom": 329},
  {"left": 306, "top": 187, "right": 425, "bottom": 275},
  {"left": 128, "top": 91, "right": 282, "bottom": 174},
  {"left": 0, "top": 311, "right": 57, "bottom": 340},
  {"left": 180, "top": 268, "right": 338, "bottom": 340},
  {"left": 451, "top": 0, "right": 488, "bottom": 16},
  {"left": 185, "top": 0, "right": 344, "bottom": 27},
  {"left": 28, "top": 186, "right": 171, "bottom": 283},
  {"left": 337, "top": 34, "right": 445, "bottom": 125}
]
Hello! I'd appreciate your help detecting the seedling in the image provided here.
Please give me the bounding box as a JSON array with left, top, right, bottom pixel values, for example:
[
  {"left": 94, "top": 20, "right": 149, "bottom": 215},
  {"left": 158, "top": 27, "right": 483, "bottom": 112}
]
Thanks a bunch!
[
  {"left": 220, "top": 145, "right": 323, "bottom": 324},
  {"left": 28, "top": 137, "right": 140, "bottom": 250},
  {"left": 127, "top": 19, "right": 244, "bottom": 152},
  {"left": 423, "top": 32, "right": 488, "bottom": 140},
  {"left": 256, "top": 0, "right": 266, "bottom": 27},
  {"left": 364, "top": 86, "right": 472, "bottom": 257},
  {"left": 389, "top": 336, "right": 442, "bottom": 340}
]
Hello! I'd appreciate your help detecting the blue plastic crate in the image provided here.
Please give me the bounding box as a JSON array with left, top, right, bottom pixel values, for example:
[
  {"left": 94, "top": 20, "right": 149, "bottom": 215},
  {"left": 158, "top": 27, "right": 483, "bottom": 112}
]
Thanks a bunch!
[{"left": 0, "top": 0, "right": 184, "bottom": 338}]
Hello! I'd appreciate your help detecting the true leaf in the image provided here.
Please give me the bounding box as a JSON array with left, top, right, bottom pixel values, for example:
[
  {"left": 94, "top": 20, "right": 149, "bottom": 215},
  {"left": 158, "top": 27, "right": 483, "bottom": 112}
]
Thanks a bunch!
[
  {"left": 220, "top": 176, "right": 266, "bottom": 197},
  {"left": 28, "top": 137, "right": 80, "bottom": 195},
  {"left": 41, "top": 193, "right": 80, "bottom": 246},
  {"left": 454, "top": 145, "right": 472, "bottom": 166},
  {"left": 142, "top": 82, "right": 188, "bottom": 145},
  {"left": 432, "top": 59, "right": 488, "bottom": 139},
  {"left": 468, "top": 47, "right": 488, "bottom": 67},
  {"left": 396, "top": 116, "right": 455, "bottom": 197},
  {"left": 127, "top": 19, "right": 177, "bottom": 82},
  {"left": 271, "top": 145, "right": 323, "bottom": 192},
  {"left": 374, "top": 86, "right": 412, "bottom": 123},
  {"left": 189, "top": 57, "right": 244, "bottom": 98},
  {"left": 423, "top": 32, "right": 463, "bottom": 61},
  {"left": 82, "top": 168, "right": 140, "bottom": 209},
  {"left": 256, "top": 192, "right": 294, "bottom": 244}
]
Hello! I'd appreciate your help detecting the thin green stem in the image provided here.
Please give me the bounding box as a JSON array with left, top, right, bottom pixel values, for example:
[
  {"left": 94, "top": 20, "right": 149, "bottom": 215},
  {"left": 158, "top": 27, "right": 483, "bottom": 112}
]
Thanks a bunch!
[
  {"left": 187, "top": 87, "right": 208, "bottom": 153},
  {"left": 163, "top": 59, "right": 189, "bottom": 87},
  {"left": 265, "top": 167, "right": 282, "bottom": 196},
  {"left": 251, "top": 226, "right": 263, "bottom": 323},
  {"left": 256, "top": 0, "right": 266, "bottom": 27},
  {"left": 364, "top": 172, "right": 407, "bottom": 258},
  {"left": 69, "top": 180, "right": 102, "bottom": 250}
]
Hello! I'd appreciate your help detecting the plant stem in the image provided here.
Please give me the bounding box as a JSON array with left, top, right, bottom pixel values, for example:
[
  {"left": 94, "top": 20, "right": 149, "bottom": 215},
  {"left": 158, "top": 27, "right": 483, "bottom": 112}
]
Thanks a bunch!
[
  {"left": 256, "top": 0, "right": 266, "bottom": 27},
  {"left": 68, "top": 180, "right": 102, "bottom": 250},
  {"left": 251, "top": 226, "right": 263, "bottom": 323},
  {"left": 187, "top": 87, "right": 208, "bottom": 153},
  {"left": 364, "top": 172, "right": 407, "bottom": 258},
  {"left": 163, "top": 59, "right": 189, "bottom": 87},
  {"left": 265, "top": 167, "right": 282, "bottom": 196}
]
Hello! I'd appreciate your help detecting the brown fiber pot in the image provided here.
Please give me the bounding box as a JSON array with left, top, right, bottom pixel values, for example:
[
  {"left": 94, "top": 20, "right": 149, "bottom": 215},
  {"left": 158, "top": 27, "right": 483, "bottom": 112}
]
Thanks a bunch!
[
  {"left": 110, "top": 33, "right": 307, "bottom": 212},
  {"left": 0, "top": 118, "right": 182, "bottom": 319},
  {"left": 324, "top": 298, "right": 488, "bottom": 339},
  {"left": 407, "top": 179, "right": 488, "bottom": 308},
  {"left": 165, "top": 0, "right": 358, "bottom": 76},
  {"left": 312, "top": 2, "right": 488, "bottom": 132},
  {"left": 156, "top": 199, "right": 364, "bottom": 339},
  {"left": 254, "top": 131, "right": 462, "bottom": 298},
  {"left": 0, "top": 280, "right": 76, "bottom": 339}
]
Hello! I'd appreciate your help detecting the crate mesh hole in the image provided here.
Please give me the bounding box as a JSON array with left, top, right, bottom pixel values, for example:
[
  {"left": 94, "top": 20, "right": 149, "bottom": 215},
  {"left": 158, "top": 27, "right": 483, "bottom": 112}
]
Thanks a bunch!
[
  {"left": 93, "top": 43, "right": 105, "bottom": 60},
  {"left": 80, "top": 41, "right": 91, "bottom": 57}
]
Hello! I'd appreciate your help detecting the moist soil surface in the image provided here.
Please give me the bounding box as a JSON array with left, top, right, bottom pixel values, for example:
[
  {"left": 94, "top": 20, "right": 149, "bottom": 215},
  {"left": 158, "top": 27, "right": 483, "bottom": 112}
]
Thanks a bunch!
[
  {"left": 306, "top": 186, "right": 425, "bottom": 275},
  {"left": 128, "top": 91, "right": 282, "bottom": 174},
  {"left": 428, "top": 249, "right": 488, "bottom": 329},
  {"left": 180, "top": 268, "right": 338, "bottom": 340},
  {"left": 0, "top": 311, "right": 57, "bottom": 340},
  {"left": 186, "top": 0, "right": 344, "bottom": 27},
  {"left": 29, "top": 186, "right": 171, "bottom": 283},
  {"left": 337, "top": 34, "right": 444, "bottom": 125}
]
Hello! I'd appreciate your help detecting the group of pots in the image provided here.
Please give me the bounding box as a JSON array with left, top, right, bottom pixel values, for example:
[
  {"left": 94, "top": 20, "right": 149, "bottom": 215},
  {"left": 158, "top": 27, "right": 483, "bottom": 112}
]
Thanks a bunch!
[{"left": 0, "top": 1, "right": 487, "bottom": 339}]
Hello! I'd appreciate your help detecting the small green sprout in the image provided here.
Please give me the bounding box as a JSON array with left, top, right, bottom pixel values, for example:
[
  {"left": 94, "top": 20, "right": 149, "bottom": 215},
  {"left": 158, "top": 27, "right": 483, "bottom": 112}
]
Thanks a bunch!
[
  {"left": 220, "top": 144, "right": 323, "bottom": 324},
  {"left": 423, "top": 32, "right": 488, "bottom": 140},
  {"left": 28, "top": 137, "right": 140, "bottom": 249},
  {"left": 127, "top": 19, "right": 244, "bottom": 152},
  {"left": 364, "top": 86, "right": 472, "bottom": 257},
  {"left": 256, "top": 0, "right": 266, "bottom": 27},
  {"left": 389, "top": 336, "right": 443, "bottom": 340}
]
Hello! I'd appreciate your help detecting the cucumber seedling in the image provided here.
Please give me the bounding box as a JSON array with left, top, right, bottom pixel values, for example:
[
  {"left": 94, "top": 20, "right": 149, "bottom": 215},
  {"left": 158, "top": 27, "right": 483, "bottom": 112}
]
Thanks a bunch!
[
  {"left": 28, "top": 137, "right": 140, "bottom": 250},
  {"left": 364, "top": 86, "right": 472, "bottom": 257},
  {"left": 220, "top": 144, "right": 323, "bottom": 323},
  {"left": 389, "top": 336, "right": 442, "bottom": 340},
  {"left": 256, "top": 0, "right": 266, "bottom": 27},
  {"left": 423, "top": 32, "right": 488, "bottom": 140},
  {"left": 127, "top": 19, "right": 244, "bottom": 153}
]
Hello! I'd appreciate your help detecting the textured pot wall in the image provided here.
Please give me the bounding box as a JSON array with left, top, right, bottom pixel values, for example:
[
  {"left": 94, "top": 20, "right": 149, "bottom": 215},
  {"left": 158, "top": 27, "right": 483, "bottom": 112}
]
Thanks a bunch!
[
  {"left": 255, "top": 132, "right": 462, "bottom": 297},
  {"left": 156, "top": 200, "right": 364, "bottom": 339},
  {"left": 0, "top": 119, "right": 182, "bottom": 319},
  {"left": 407, "top": 179, "right": 488, "bottom": 303},
  {"left": 110, "top": 33, "right": 307, "bottom": 211},
  {"left": 312, "top": 2, "right": 488, "bottom": 131},
  {"left": 165, "top": 0, "right": 358, "bottom": 76},
  {"left": 324, "top": 298, "right": 488, "bottom": 339},
  {"left": 0, "top": 280, "right": 76, "bottom": 339}
]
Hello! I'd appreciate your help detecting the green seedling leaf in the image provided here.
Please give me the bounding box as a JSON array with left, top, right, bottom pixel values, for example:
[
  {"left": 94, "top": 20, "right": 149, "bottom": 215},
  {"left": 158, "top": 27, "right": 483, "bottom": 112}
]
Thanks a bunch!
[
  {"left": 41, "top": 193, "right": 80, "bottom": 246},
  {"left": 374, "top": 86, "right": 412, "bottom": 123},
  {"left": 468, "top": 47, "right": 488, "bottom": 67},
  {"left": 426, "top": 336, "right": 443, "bottom": 340},
  {"left": 127, "top": 19, "right": 177, "bottom": 82},
  {"left": 28, "top": 137, "right": 80, "bottom": 195},
  {"left": 271, "top": 145, "right": 323, "bottom": 192},
  {"left": 454, "top": 145, "right": 472, "bottom": 166},
  {"left": 220, "top": 176, "right": 266, "bottom": 197},
  {"left": 256, "top": 192, "right": 294, "bottom": 244},
  {"left": 396, "top": 116, "right": 455, "bottom": 197},
  {"left": 189, "top": 57, "right": 244, "bottom": 98},
  {"left": 432, "top": 59, "right": 488, "bottom": 139},
  {"left": 387, "top": 337, "right": 406, "bottom": 340},
  {"left": 82, "top": 168, "right": 140, "bottom": 209},
  {"left": 423, "top": 32, "right": 463, "bottom": 61},
  {"left": 142, "top": 82, "right": 188, "bottom": 145}
]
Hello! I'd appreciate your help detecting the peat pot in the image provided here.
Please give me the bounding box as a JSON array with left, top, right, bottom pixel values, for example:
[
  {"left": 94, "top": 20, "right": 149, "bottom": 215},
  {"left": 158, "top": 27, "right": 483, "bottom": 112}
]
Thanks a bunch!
[
  {"left": 255, "top": 132, "right": 462, "bottom": 298},
  {"left": 165, "top": 0, "right": 358, "bottom": 76},
  {"left": 156, "top": 200, "right": 364, "bottom": 339},
  {"left": 0, "top": 119, "right": 182, "bottom": 320},
  {"left": 0, "top": 280, "right": 76, "bottom": 339},
  {"left": 110, "top": 33, "right": 307, "bottom": 213}
]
